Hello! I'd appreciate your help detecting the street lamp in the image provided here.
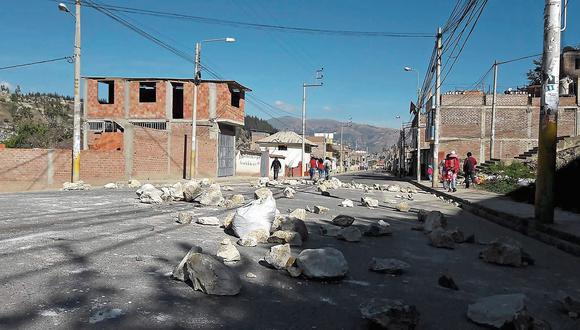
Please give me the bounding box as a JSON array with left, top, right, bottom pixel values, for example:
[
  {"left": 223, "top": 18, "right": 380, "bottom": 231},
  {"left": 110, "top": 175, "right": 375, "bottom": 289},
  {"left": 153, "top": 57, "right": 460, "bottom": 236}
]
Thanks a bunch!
[
  {"left": 404, "top": 66, "right": 422, "bottom": 182},
  {"left": 190, "top": 37, "right": 236, "bottom": 179},
  {"left": 59, "top": 0, "right": 81, "bottom": 182}
]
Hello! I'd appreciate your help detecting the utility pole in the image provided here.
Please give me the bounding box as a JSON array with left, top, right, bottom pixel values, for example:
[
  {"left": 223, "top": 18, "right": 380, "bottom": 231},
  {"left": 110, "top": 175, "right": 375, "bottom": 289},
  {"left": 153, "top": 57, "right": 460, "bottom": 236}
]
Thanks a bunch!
[
  {"left": 339, "top": 118, "right": 352, "bottom": 172},
  {"left": 535, "top": 0, "right": 562, "bottom": 224},
  {"left": 190, "top": 42, "right": 201, "bottom": 179},
  {"left": 490, "top": 60, "right": 498, "bottom": 160},
  {"left": 432, "top": 27, "right": 442, "bottom": 188},
  {"left": 71, "top": 0, "right": 81, "bottom": 182},
  {"left": 301, "top": 69, "right": 323, "bottom": 177}
]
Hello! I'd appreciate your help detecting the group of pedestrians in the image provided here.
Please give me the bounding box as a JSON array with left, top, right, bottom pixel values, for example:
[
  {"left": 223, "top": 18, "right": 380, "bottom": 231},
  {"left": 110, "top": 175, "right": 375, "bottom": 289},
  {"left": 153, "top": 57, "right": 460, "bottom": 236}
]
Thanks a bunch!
[
  {"left": 309, "top": 156, "right": 332, "bottom": 180},
  {"left": 439, "top": 150, "right": 478, "bottom": 192}
]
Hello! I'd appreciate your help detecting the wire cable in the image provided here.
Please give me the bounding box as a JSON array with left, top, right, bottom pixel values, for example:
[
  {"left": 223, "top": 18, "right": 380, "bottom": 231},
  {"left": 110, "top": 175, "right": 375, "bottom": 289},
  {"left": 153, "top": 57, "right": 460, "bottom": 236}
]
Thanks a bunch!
[{"left": 0, "top": 56, "right": 73, "bottom": 71}]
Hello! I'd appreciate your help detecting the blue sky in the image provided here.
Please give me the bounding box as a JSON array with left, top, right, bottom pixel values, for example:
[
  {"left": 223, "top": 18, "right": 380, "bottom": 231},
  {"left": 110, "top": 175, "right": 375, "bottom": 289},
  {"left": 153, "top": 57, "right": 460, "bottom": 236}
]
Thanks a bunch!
[{"left": 1, "top": 0, "right": 579, "bottom": 128}]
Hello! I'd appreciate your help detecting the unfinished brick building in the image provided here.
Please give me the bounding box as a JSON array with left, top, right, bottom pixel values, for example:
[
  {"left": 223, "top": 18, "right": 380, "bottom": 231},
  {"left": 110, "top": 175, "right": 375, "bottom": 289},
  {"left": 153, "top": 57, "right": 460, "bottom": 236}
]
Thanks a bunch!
[{"left": 83, "top": 77, "right": 250, "bottom": 179}]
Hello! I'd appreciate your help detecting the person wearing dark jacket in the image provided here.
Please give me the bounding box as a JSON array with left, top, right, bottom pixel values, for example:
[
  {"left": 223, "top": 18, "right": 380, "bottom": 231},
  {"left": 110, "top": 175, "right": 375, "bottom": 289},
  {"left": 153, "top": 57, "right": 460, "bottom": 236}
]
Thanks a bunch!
[
  {"left": 463, "top": 152, "right": 478, "bottom": 188},
  {"left": 271, "top": 157, "right": 282, "bottom": 180}
]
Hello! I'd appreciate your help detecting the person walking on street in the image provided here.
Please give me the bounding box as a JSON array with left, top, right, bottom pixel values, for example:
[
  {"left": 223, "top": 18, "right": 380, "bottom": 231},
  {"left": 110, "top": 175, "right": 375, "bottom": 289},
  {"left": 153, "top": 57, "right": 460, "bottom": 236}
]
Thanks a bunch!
[
  {"left": 271, "top": 157, "right": 282, "bottom": 180},
  {"left": 427, "top": 165, "right": 433, "bottom": 181},
  {"left": 463, "top": 152, "right": 478, "bottom": 188},
  {"left": 309, "top": 156, "right": 317, "bottom": 180},
  {"left": 440, "top": 158, "right": 449, "bottom": 191},
  {"left": 444, "top": 151, "right": 460, "bottom": 192},
  {"left": 317, "top": 158, "right": 325, "bottom": 179},
  {"left": 323, "top": 157, "right": 332, "bottom": 180}
]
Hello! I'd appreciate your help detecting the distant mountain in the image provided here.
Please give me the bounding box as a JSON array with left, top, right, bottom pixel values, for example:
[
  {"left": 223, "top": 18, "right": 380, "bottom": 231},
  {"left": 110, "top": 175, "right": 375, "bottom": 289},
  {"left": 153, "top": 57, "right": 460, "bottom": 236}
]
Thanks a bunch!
[{"left": 267, "top": 116, "right": 399, "bottom": 152}]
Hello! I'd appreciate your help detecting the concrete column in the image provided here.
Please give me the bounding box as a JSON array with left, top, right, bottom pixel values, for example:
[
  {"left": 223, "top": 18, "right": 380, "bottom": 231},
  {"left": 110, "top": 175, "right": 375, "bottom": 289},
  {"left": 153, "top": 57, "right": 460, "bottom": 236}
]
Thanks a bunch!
[
  {"left": 575, "top": 107, "right": 580, "bottom": 136},
  {"left": 167, "top": 122, "right": 171, "bottom": 177},
  {"left": 165, "top": 81, "right": 172, "bottom": 119},
  {"left": 124, "top": 80, "right": 130, "bottom": 119},
  {"left": 124, "top": 125, "right": 134, "bottom": 179},
  {"left": 209, "top": 83, "right": 217, "bottom": 119},
  {"left": 47, "top": 149, "right": 54, "bottom": 186},
  {"left": 82, "top": 79, "right": 88, "bottom": 150},
  {"left": 479, "top": 107, "right": 486, "bottom": 162}
]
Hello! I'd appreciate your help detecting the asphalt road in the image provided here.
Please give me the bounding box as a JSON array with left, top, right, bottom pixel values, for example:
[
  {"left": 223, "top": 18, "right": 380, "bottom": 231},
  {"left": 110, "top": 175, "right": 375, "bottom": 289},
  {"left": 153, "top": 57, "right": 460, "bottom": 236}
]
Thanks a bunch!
[{"left": 0, "top": 172, "right": 579, "bottom": 329}]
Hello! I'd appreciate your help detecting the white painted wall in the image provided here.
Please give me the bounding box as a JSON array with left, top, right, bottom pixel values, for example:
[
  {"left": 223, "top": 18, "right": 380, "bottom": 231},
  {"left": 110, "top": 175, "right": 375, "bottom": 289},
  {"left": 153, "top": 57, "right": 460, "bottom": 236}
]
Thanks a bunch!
[{"left": 235, "top": 151, "right": 261, "bottom": 176}]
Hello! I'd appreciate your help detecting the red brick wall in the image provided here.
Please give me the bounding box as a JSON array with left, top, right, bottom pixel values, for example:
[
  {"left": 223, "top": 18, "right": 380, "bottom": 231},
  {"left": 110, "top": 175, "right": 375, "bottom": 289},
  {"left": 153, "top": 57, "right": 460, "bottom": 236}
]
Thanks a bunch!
[
  {"left": 196, "top": 125, "right": 217, "bottom": 178},
  {"left": 0, "top": 149, "right": 50, "bottom": 191},
  {"left": 131, "top": 126, "right": 170, "bottom": 180},
  {"left": 86, "top": 79, "right": 125, "bottom": 119},
  {"left": 80, "top": 150, "right": 125, "bottom": 184},
  {"left": 88, "top": 132, "right": 124, "bottom": 151},
  {"left": 169, "top": 122, "right": 190, "bottom": 179}
]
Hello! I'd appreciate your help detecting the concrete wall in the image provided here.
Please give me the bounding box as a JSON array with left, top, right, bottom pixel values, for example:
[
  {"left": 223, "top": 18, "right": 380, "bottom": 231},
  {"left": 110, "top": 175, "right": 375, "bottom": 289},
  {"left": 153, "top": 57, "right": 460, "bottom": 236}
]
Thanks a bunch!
[{"left": 235, "top": 151, "right": 261, "bottom": 176}]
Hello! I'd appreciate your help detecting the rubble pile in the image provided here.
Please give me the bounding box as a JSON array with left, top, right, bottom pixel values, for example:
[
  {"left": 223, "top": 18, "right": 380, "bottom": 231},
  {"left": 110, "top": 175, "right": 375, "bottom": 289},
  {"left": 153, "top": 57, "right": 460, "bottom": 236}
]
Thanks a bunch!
[{"left": 62, "top": 181, "right": 91, "bottom": 191}]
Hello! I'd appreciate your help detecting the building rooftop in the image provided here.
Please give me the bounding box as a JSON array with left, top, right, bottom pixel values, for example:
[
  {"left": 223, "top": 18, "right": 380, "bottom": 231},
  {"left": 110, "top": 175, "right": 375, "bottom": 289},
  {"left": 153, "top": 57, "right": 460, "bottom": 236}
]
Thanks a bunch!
[
  {"left": 256, "top": 131, "right": 317, "bottom": 146},
  {"left": 82, "top": 76, "right": 252, "bottom": 91}
]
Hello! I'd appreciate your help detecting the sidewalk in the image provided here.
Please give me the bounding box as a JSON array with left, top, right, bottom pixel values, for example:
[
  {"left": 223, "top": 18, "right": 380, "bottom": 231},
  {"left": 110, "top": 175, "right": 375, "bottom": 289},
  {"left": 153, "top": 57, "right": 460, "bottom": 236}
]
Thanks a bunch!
[{"left": 409, "top": 179, "right": 580, "bottom": 256}]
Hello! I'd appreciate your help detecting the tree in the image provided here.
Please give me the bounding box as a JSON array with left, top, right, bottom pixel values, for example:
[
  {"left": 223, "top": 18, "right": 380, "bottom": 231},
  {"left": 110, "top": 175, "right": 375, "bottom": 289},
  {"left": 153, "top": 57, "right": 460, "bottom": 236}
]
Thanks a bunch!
[{"left": 526, "top": 58, "right": 542, "bottom": 86}]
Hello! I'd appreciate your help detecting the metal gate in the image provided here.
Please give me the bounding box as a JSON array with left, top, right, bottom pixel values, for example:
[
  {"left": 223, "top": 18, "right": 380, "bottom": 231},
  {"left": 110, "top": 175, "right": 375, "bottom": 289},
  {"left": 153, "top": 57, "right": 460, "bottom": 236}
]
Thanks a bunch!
[{"left": 217, "top": 127, "right": 235, "bottom": 177}]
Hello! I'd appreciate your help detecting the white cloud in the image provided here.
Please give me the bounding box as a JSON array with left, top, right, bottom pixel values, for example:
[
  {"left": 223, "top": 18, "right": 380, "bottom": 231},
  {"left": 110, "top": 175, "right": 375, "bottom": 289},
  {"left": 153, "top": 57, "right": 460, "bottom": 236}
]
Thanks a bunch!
[
  {"left": 274, "top": 100, "right": 297, "bottom": 113},
  {"left": 322, "top": 106, "right": 332, "bottom": 112}
]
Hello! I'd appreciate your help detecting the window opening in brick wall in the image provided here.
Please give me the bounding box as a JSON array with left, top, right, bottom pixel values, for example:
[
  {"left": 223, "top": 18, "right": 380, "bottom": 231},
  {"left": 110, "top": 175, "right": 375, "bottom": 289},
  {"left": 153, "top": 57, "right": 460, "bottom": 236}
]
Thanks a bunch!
[
  {"left": 172, "top": 82, "right": 184, "bottom": 119},
  {"left": 98, "top": 81, "right": 114, "bottom": 104},
  {"left": 305, "top": 145, "right": 312, "bottom": 153},
  {"left": 139, "top": 82, "right": 156, "bottom": 103},
  {"left": 277, "top": 145, "right": 288, "bottom": 151},
  {"left": 230, "top": 87, "right": 242, "bottom": 108},
  {"left": 575, "top": 57, "right": 580, "bottom": 70}
]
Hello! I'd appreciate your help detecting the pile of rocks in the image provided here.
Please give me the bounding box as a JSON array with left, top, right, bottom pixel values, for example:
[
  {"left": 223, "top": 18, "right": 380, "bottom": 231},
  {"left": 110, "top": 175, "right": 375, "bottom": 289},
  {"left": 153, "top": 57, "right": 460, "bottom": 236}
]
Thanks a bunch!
[{"left": 62, "top": 181, "right": 91, "bottom": 191}]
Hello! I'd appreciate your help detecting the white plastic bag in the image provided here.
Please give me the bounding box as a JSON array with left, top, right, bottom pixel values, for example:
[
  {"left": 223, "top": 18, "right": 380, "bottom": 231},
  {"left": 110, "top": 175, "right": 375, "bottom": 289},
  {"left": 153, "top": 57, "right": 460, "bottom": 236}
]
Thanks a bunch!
[{"left": 232, "top": 195, "right": 276, "bottom": 238}]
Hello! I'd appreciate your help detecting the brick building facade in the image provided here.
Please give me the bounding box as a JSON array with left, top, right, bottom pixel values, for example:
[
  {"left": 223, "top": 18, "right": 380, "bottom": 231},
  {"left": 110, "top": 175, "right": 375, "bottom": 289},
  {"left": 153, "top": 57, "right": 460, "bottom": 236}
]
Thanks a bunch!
[{"left": 83, "top": 77, "right": 250, "bottom": 179}]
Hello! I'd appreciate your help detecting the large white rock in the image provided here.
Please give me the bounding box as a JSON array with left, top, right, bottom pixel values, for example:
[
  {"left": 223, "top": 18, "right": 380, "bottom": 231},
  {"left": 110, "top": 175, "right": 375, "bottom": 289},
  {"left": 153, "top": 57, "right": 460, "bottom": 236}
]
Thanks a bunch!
[
  {"left": 197, "top": 184, "right": 224, "bottom": 206},
  {"left": 104, "top": 183, "right": 118, "bottom": 189},
  {"left": 467, "top": 294, "right": 526, "bottom": 328},
  {"left": 175, "top": 251, "right": 241, "bottom": 296},
  {"left": 296, "top": 247, "right": 348, "bottom": 279},
  {"left": 341, "top": 199, "right": 354, "bottom": 208},
  {"left": 217, "top": 238, "right": 241, "bottom": 262},
  {"left": 289, "top": 208, "right": 306, "bottom": 221},
  {"left": 127, "top": 179, "right": 141, "bottom": 188},
  {"left": 196, "top": 216, "right": 221, "bottom": 226},
  {"left": 137, "top": 184, "right": 163, "bottom": 204},
  {"left": 264, "top": 244, "right": 293, "bottom": 270},
  {"left": 361, "top": 196, "right": 379, "bottom": 208},
  {"left": 254, "top": 187, "right": 273, "bottom": 200},
  {"left": 283, "top": 187, "right": 295, "bottom": 199},
  {"left": 183, "top": 180, "right": 203, "bottom": 202},
  {"left": 62, "top": 181, "right": 91, "bottom": 191}
]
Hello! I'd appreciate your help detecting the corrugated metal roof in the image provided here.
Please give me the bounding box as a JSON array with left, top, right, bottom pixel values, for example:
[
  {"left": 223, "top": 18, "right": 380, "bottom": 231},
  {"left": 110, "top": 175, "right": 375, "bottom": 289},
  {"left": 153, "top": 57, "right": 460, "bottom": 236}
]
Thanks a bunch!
[
  {"left": 256, "top": 131, "right": 317, "bottom": 146},
  {"left": 82, "top": 76, "right": 251, "bottom": 91}
]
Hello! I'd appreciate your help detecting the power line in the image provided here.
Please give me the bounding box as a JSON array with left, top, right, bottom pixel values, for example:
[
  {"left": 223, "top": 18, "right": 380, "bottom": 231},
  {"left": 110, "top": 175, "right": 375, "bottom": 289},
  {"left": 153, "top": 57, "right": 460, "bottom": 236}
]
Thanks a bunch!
[
  {"left": 497, "top": 53, "right": 541, "bottom": 65},
  {"left": 0, "top": 56, "right": 73, "bottom": 71},
  {"left": 52, "top": 0, "right": 434, "bottom": 38}
]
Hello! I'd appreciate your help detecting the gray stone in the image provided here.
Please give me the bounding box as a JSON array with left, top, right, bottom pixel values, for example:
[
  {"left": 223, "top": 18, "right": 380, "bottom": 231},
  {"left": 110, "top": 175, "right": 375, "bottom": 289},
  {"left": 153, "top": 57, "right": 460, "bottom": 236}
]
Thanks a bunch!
[
  {"left": 289, "top": 208, "right": 306, "bottom": 221},
  {"left": 422, "top": 211, "right": 447, "bottom": 233},
  {"left": 247, "top": 229, "right": 270, "bottom": 244},
  {"left": 171, "top": 245, "right": 203, "bottom": 281},
  {"left": 222, "top": 186, "right": 234, "bottom": 191},
  {"left": 396, "top": 202, "right": 411, "bottom": 212},
  {"left": 170, "top": 182, "right": 184, "bottom": 201},
  {"left": 177, "top": 211, "right": 194, "bottom": 224},
  {"left": 237, "top": 237, "right": 257, "bottom": 247},
  {"left": 264, "top": 244, "right": 293, "bottom": 270},
  {"left": 341, "top": 199, "right": 354, "bottom": 207},
  {"left": 279, "top": 217, "right": 309, "bottom": 241},
  {"left": 228, "top": 194, "right": 245, "bottom": 206},
  {"left": 438, "top": 274, "right": 459, "bottom": 290},
  {"left": 337, "top": 227, "right": 362, "bottom": 242},
  {"left": 222, "top": 212, "right": 235, "bottom": 229},
  {"left": 297, "top": 247, "right": 348, "bottom": 279},
  {"left": 320, "top": 225, "right": 341, "bottom": 237},
  {"left": 138, "top": 186, "right": 163, "bottom": 204},
  {"left": 268, "top": 230, "right": 303, "bottom": 246},
  {"left": 183, "top": 253, "right": 242, "bottom": 296},
  {"left": 318, "top": 185, "right": 328, "bottom": 193},
  {"left": 428, "top": 228, "right": 456, "bottom": 249},
  {"left": 197, "top": 184, "right": 224, "bottom": 206},
  {"left": 332, "top": 214, "right": 355, "bottom": 227},
  {"left": 196, "top": 216, "right": 221, "bottom": 226},
  {"left": 104, "top": 183, "right": 118, "bottom": 189},
  {"left": 361, "top": 196, "right": 379, "bottom": 208},
  {"left": 266, "top": 180, "right": 278, "bottom": 187},
  {"left": 287, "top": 266, "right": 302, "bottom": 278},
  {"left": 62, "top": 181, "right": 91, "bottom": 191},
  {"left": 368, "top": 258, "right": 410, "bottom": 275},
  {"left": 183, "top": 180, "right": 203, "bottom": 202},
  {"left": 254, "top": 187, "right": 273, "bottom": 200},
  {"left": 313, "top": 205, "right": 330, "bottom": 214},
  {"left": 127, "top": 179, "right": 141, "bottom": 188},
  {"left": 360, "top": 298, "right": 420, "bottom": 329},
  {"left": 283, "top": 187, "right": 295, "bottom": 198},
  {"left": 387, "top": 185, "right": 401, "bottom": 192},
  {"left": 479, "top": 237, "right": 525, "bottom": 267},
  {"left": 217, "top": 238, "right": 241, "bottom": 262},
  {"left": 364, "top": 222, "right": 393, "bottom": 237},
  {"left": 467, "top": 294, "right": 526, "bottom": 328}
]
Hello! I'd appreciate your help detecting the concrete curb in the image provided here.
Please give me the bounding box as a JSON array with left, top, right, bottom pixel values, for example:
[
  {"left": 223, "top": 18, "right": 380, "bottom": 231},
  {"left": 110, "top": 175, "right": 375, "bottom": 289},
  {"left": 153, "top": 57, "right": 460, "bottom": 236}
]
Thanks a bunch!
[{"left": 406, "top": 180, "right": 580, "bottom": 257}]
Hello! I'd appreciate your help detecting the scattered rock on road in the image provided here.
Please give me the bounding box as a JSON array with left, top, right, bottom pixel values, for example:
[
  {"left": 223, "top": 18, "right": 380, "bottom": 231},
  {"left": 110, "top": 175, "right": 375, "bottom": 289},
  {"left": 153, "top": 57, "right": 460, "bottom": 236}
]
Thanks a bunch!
[
  {"left": 396, "top": 202, "right": 411, "bottom": 212},
  {"left": 479, "top": 237, "right": 529, "bottom": 267},
  {"left": 387, "top": 185, "right": 401, "bottom": 192},
  {"left": 296, "top": 247, "right": 348, "bottom": 280},
  {"left": 183, "top": 180, "right": 203, "bottom": 202},
  {"left": 247, "top": 229, "right": 270, "bottom": 244},
  {"left": 332, "top": 214, "right": 355, "bottom": 227},
  {"left": 421, "top": 211, "right": 447, "bottom": 233},
  {"left": 368, "top": 258, "right": 410, "bottom": 275},
  {"left": 136, "top": 184, "right": 163, "bottom": 204},
  {"left": 197, "top": 184, "right": 224, "bottom": 206},
  {"left": 289, "top": 208, "right": 306, "bottom": 221},
  {"left": 283, "top": 187, "right": 295, "bottom": 199},
  {"left": 264, "top": 244, "right": 293, "bottom": 270},
  {"left": 254, "top": 187, "right": 273, "bottom": 200},
  {"left": 177, "top": 211, "right": 194, "bottom": 224},
  {"left": 278, "top": 217, "right": 309, "bottom": 241},
  {"left": 228, "top": 194, "right": 245, "bottom": 206},
  {"left": 361, "top": 196, "right": 379, "bottom": 208},
  {"left": 246, "top": 272, "right": 257, "bottom": 278},
  {"left": 341, "top": 199, "right": 354, "bottom": 207},
  {"left": 360, "top": 298, "right": 420, "bottom": 329},
  {"left": 104, "top": 182, "right": 118, "bottom": 189},
  {"left": 217, "top": 238, "right": 241, "bottom": 262},
  {"left": 268, "top": 230, "right": 303, "bottom": 246},
  {"left": 172, "top": 245, "right": 203, "bottom": 281},
  {"left": 428, "top": 228, "right": 456, "bottom": 249},
  {"left": 438, "top": 274, "right": 459, "bottom": 290},
  {"left": 237, "top": 237, "right": 257, "bottom": 247},
  {"left": 62, "top": 181, "right": 91, "bottom": 191},
  {"left": 313, "top": 205, "right": 330, "bottom": 214},
  {"left": 127, "top": 179, "right": 141, "bottom": 188},
  {"left": 467, "top": 293, "right": 526, "bottom": 328},
  {"left": 337, "top": 227, "right": 362, "bottom": 242},
  {"left": 176, "top": 252, "right": 241, "bottom": 296},
  {"left": 320, "top": 225, "right": 341, "bottom": 237},
  {"left": 222, "top": 212, "right": 235, "bottom": 229},
  {"left": 363, "top": 221, "right": 393, "bottom": 237},
  {"left": 196, "top": 216, "right": 221, "bottom": 226},
  {"left": 560, "top": 293, "right": 580, "bottom": 315}
]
